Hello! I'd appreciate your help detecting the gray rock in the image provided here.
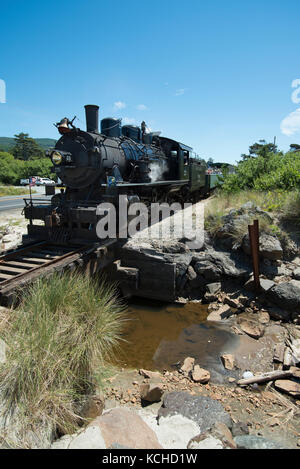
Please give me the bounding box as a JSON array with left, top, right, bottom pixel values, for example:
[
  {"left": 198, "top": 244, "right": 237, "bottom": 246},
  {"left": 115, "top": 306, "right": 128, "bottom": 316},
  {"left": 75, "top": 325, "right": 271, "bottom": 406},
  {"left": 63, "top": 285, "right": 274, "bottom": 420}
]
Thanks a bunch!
[
  {"left": 186, "top": 265, "right": 197, "bottom": 281},
  {"left": 231, "top": 421, "right": 249, "bottom": 437},
  {"left": 293, "top": 267, "right": 300, "bottom": 280},
  {"left": 206, "top": 282, "right": 221, "bottom": 294},
  {"left": 267, "top": 280, "right": 300, "bottom": 311},
  {"left": 259, "top": 233, "right": 283, "bottom": 260},
  {"left": 194, "top": 260, "right": 222, "bottom": 281},
  {"left": 243, "top": 233, "right": 283, "bottom": 261},
  {"left": 189, "top": 435, "right": 223, "bottom": 449},
  {"left": 234, "top": 435, "right": 285, "bottom": 449},
  {"left": 140, "top": 383, "right": 164, "bottom": 403},
  {"left": 68, "top": 426, "right": 106, "bottom": 449},
  {"left": 158, "top": 392, "right": 232, "bottom": 432},
  {"left": 139, "top": 410, "right": 200, "bottom": 449},
  {"left": 267, "top": 306, "right": 290, "bottom": 322}
]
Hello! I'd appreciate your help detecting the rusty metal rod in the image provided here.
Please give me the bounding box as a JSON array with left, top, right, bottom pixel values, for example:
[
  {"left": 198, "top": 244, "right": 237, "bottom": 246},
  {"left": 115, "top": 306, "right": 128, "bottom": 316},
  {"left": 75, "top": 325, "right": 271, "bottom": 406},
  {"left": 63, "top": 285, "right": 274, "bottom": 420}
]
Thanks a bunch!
[{"left": 248, "top": 219, "right": 260, "bottom": 290}]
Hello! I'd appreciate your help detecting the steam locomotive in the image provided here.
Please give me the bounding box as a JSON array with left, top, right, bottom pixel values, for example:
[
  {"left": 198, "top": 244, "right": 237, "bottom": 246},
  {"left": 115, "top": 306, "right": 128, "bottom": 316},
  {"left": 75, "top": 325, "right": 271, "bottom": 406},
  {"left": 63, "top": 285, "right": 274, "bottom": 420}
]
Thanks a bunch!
[{"left": 24, "top": 105, "right": 220, "bottom": 244}]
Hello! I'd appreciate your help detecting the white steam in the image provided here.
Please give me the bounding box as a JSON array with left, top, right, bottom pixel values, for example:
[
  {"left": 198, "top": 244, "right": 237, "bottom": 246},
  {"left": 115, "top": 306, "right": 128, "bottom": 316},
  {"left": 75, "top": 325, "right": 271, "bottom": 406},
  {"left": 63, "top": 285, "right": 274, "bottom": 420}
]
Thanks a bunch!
[{"left": 149, "top": 160, "right": 168, "bottom": 183}]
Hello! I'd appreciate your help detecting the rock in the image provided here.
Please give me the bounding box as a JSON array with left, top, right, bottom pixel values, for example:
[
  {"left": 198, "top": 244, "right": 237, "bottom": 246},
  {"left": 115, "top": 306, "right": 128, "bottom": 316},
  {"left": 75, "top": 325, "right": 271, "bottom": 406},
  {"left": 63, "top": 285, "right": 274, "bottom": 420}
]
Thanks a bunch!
[
  {"left": 158, "top": 392, "right": 232, "bottom": 432},
  {"left": 260, "top": 278, "right": 276, "bottom": 292},
  {"left": 274, "top": 380, "right": 300, "bottom": 398},
  {"left": 189, "top": 435, "right": 223, "bottom": 449},
  {"left": 51, "top": 434, "right": 74, "bottom": 449},
  {"left": 237, "top": 318, "right": 264, "bottom": 339},
  {"left": 224, "top": 297, "right": 242, "bottom": 309},
  {"left": 186, "top": 265, "right": 197, "bottom": 281},
  {"left": 188, "top": 422, "right": 236, "bottom": 449},
  {"left": 290, "top": 366, "right": 300, "bottom": 379},
  {"left": 228, "top": 377, "right": 236, "bottom": 383},
  {"left": 267, "top": 280, "right": 300, "bottom": 312},
  {"left": 238, "top": 295, "right": 249, "bottom": 306},
  {"left": 212, "top": 422, "right": 236, "bottom": 449},
  {"left": 206, "top": 282, "right": 221, "bottom": 295},
  {"left": 242, "top": 371, "right": 254, "bottom": 380},
  {"left": 243, "top": 233, "right": 283, "bottom": 260},
  {"left": 139, "top": 369, "right": 161, "bottom": 379},
  {"left": 204, "top": 250, "right": 250, "bottom": 279},
  {"left": 293, "top": 267, "right": 300, "bottom": 280},
  {"left": 68, "top": 426, "right": 106, "bottom": 449},
  {"left": 140, "top": 412, "right": 200, "bottom": 449},
  {"left": 221, "top": 354, "right": 235, "bottom": 370},
  {"left": 193, "top": 260, "right": 222, "bottom": 281},
  {"left": 91, "top": 408, "right": 162, "bottom": 449},
  {"left": 231, "top": 421, "right": 249, "bottom": 437},
  {"left": 273, "top": 344, "right": 285, "bottom": 363},
  {"left": 0, "top": 339, "right": 6, "bottom": 364},
  {"left": 180, "top": 357, "right": 195, "bottom": 375},
  {"left": 206, "top": 304, "right": 232, "bottom": 322},
  {"left": 140, "top": 383, "right": 164, "bottom": 403},
  {"left": 244, "top": 277, "right": 275, "bottom": 292},
  {"left": 258, "top": 311, "right": 270, "bottom": 324},
  {"left": 191, "top": 365, "right": 210, "bottom": 383},
  {"left": 268, "top": 306, "right": 290, "bottom": 322},
  {"left": 204, "top": 292, "right": 218, "bottom": 302},
  {"left": 234, "top": 435, "right": 285, "bottom": 449},
  {"left": 260, "top": 233, "right": 283, "bottom": 260},
  {"left": 80, "top": 395, "right": 104, "bottom": 421}
]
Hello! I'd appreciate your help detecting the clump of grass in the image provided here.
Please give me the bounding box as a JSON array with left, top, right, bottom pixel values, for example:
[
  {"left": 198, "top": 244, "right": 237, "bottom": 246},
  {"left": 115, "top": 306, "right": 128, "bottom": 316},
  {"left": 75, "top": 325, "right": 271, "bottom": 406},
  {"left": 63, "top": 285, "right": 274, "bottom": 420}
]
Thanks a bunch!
[{"left": 0, "top": 272, "right": 127, "bottom": 437}]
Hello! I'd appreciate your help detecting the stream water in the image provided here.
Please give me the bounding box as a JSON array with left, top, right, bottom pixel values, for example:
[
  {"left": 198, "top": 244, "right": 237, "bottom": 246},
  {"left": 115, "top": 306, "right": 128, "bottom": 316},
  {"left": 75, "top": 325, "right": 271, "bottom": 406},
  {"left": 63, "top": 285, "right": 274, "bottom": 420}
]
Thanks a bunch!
[{"left": 116, "top": 299, "right": 243, "bottom": 383}]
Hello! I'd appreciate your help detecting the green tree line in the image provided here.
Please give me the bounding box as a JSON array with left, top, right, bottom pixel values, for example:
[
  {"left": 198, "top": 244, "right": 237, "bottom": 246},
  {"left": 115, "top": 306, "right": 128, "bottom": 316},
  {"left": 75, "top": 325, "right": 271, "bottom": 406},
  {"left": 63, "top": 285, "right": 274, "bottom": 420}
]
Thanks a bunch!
[
  {"left": 220, "top": 141, "right": 300, "bottom": 193},
  {"left": 0, "top": 133, "right": 55, "bottom": 185}
]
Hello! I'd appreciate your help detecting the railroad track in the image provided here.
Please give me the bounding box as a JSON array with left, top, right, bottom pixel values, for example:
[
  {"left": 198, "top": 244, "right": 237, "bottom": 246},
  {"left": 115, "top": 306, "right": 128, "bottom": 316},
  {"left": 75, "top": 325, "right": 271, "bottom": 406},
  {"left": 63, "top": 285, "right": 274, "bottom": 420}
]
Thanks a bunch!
[{"left": 0, "top": 240, "right": 117, "bottom": 305}]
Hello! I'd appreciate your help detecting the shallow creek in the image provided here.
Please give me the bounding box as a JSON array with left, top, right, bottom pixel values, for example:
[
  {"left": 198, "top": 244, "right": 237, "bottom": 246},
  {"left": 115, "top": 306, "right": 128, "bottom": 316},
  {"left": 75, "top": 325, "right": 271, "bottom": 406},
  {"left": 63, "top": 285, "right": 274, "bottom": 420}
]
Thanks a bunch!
[{"left": 115, "top": 299, "right": 246, "bottom": 383}]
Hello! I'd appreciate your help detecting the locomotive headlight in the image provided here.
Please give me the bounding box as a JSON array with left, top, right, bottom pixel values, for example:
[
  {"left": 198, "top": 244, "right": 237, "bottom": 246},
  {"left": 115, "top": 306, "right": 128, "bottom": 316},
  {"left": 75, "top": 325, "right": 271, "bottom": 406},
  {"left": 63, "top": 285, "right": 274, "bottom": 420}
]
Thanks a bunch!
[{"left": 51, "top": 151, "right": 63, "bottom": 165}]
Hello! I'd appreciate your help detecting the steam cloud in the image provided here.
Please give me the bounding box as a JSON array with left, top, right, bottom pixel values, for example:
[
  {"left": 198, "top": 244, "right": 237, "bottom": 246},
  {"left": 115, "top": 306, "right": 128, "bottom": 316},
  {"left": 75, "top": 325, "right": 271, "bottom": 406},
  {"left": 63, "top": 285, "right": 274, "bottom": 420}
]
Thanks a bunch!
[{"left": 149, "top": 160, "right": 168, "bottom": 183}]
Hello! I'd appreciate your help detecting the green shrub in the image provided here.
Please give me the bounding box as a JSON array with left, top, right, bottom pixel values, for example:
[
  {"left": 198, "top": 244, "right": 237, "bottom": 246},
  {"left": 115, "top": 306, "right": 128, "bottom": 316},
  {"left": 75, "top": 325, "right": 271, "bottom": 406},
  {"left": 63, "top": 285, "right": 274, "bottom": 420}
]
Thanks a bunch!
[{"left": 221, "top": 151, "right": 300, "bottom": 193}]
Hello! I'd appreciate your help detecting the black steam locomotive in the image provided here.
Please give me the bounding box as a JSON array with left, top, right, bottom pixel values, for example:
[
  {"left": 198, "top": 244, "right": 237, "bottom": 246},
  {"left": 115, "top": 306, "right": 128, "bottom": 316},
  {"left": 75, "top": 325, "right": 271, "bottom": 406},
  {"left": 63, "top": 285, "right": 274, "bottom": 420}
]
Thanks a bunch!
[{"left": 24, "top": 105, "right": 220, "bottom": 244}]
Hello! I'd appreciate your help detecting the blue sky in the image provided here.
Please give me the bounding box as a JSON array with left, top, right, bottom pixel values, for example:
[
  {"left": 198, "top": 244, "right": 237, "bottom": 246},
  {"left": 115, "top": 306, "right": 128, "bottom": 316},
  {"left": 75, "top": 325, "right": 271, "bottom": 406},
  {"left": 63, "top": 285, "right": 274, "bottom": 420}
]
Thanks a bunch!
[{"left": 1, "top": 0, "right": 300, "bottom": 164}]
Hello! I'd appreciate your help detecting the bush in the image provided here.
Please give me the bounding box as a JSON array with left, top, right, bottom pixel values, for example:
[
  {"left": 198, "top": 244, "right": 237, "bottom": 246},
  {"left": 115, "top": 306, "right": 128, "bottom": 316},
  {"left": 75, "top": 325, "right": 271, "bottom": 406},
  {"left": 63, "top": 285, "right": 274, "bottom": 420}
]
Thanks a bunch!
[
  {"left": 221, "top": 151, "right": 300, "bottom": 193},
  {"left": 0, "top": 272, "right": 127, "bottom": 437},
  {"left": 0, "top": 151, "right": 54, "bottom": 185}
]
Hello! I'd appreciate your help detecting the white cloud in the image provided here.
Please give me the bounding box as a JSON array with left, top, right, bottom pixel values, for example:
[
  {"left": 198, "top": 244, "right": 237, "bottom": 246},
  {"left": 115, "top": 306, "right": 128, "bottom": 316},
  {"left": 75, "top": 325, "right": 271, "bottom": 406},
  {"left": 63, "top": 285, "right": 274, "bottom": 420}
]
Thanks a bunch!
[
  {"left": 114, "top": 101, "right": 126, "bottom": 110},
  {"left": 123, "top": 117, "right": 136, "bottom": 125},
  {"left": 280, "top": 108, "right": 300, "bottom": 136},
  {"left": 175, "top": 88, "right": 185, "bottom": 96},
  {"left": 136, "top": 104, "right": 148, "bottom": 111}
]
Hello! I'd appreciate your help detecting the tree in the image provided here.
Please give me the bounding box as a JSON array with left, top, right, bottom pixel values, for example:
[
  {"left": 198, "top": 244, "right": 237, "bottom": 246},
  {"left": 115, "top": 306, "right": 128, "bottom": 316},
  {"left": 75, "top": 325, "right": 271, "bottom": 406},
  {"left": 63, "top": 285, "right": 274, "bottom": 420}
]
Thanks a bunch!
[
  {"left": 207, "top": 157, "right": 214, "bottom": 165},
  {"left": 12, "top": 133, "right": 45, "bottom": 160},
  {"left": 241, "top": 140, "right": 277, "bottom": 161}
]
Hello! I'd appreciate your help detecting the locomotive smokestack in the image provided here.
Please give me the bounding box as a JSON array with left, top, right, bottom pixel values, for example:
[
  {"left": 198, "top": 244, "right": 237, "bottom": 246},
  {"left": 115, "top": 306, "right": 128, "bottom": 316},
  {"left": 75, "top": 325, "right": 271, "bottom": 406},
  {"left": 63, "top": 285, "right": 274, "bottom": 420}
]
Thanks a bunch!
[{"left": 84, "top": 104, "right": 99, "bottom": 133}]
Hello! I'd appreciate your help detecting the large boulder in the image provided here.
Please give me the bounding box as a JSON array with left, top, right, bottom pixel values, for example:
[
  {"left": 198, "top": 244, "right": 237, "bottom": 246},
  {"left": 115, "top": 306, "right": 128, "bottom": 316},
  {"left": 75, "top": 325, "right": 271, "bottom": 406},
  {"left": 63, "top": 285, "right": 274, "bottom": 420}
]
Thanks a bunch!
[
  {"left": 267, "top": 280, "right": 300, "bottom": 311},
  {"left": 139, "top": 410, "right": 200, "bottom": 449},
  {"left": 243, "top": 233, "right": 283, "bottom": 260},
  {"left": 90, "top": 408, "right": 162, "bottom": 449},
  {"left": 157, "top": 392, "right": 232, "bottom": 432}
]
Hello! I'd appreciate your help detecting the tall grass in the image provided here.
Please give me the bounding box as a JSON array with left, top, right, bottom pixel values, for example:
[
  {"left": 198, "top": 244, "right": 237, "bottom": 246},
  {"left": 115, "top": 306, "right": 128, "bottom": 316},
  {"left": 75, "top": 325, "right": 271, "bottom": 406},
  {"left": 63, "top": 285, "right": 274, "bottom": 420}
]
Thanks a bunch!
[
  {"left": 205, "top": 189, "right": 300, "bottom": 237},
  {"left": 0, "top": 186, "right": 35, "bottom": 197},
  {"left": 0, "top": 272, "right": 127, "bottom": 437}
]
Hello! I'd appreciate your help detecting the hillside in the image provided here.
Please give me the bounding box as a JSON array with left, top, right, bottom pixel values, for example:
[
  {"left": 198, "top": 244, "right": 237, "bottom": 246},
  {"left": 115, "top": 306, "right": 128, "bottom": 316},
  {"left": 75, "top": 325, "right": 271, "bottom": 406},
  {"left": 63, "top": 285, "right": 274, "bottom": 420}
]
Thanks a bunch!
[{"left": 0, "top": 137, "right": 57, "bottom": 152}]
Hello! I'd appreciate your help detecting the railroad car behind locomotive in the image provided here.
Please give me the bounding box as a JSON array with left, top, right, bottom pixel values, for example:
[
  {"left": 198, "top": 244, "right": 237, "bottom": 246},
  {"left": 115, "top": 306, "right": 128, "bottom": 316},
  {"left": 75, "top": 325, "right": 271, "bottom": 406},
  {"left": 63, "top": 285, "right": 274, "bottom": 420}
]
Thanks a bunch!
[{"left": 24, "top": 105, "right": 220, "bottom": 244}]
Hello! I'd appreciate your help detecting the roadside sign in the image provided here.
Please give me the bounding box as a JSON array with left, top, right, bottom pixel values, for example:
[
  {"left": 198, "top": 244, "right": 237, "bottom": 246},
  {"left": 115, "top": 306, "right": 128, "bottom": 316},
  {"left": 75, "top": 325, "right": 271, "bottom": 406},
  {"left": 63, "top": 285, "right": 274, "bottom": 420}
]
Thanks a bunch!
[{"left": 29, "top": 176, "right": 36, "bottom": 187}]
